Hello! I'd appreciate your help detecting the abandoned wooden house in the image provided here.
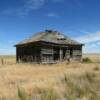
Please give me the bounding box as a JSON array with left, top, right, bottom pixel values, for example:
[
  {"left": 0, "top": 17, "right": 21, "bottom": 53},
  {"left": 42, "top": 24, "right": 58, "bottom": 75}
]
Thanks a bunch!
[{"left": 15, "top": 30, "right": 84, "bottom": 63}]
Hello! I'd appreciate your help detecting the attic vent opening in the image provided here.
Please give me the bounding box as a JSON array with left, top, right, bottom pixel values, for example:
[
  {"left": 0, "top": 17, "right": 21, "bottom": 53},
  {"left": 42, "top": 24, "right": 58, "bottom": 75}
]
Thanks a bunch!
[
  {"left": 57, "top": 38, "right": 66, "bottom": 40},
  {"left": 57, "top": 34, "right": 66, "bottom": 40}
]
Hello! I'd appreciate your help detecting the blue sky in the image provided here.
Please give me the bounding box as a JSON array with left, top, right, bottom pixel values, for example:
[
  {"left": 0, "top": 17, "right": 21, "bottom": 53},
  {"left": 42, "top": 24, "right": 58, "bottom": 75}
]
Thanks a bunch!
[{"left": 0, "top": 0, "right": 100, "bottom": 55}]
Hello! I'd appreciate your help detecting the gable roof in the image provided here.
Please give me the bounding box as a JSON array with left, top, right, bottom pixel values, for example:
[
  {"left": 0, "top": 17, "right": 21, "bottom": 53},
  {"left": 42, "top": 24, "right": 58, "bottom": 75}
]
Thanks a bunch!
[{"left": 15, "top": 30, "right": 83, "bottom": 46}]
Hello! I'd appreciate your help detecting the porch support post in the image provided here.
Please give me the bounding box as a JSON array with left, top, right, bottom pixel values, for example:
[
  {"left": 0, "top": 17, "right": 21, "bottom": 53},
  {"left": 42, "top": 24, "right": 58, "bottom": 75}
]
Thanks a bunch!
[
  {"left": 16, "top": 47, "right": 19, "bottom": 63},
  {"left": 59, "top": 48, "right": 63, "bottom": 61}
]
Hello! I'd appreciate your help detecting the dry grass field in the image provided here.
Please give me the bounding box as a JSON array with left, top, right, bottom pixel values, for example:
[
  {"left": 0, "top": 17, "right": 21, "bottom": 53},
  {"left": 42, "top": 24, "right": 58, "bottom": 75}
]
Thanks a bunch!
[{"left": 0, "top": 54, "right": 100, "bottom": 100}]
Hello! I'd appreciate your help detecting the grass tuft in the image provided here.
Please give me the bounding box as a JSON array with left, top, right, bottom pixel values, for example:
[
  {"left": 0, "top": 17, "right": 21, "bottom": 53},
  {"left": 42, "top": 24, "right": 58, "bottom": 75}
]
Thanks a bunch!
[
  {"left": 93, "top": 66, "right": 99, "bottom": 71},
  {"left": 18, "top": 87, "right": 30, "bottom": 100},
  {"left": 84, "top": 72, "right": 96, "bottom": 82},
  {"left": 82, "top": 57, "right": 92, "bottom": 63},
  {"left": 40, "top": 89, "right": 59, "bottom": 100}
]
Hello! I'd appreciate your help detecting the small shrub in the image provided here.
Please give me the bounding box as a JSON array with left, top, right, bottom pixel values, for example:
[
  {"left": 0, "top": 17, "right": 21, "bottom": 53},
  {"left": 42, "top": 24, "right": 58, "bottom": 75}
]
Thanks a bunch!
[
  {"left": 66, "top": 95, "right": 77, "bottom": 100},
  {"left": 82, "top": 57, "right": 92, "bottom": 63},
  {"left": 18, "top": 87, "right": 29, "bottom": 100},
  {"left": 1, "top": 58, "right": 4, "bottom": 65},
  {"left": 62, "top": 74, "right": 69, "bottom": 83},
  {"left": 40, "top": 89, "right": 59, "bottom": 100},
  {"left": 85, "top": 72, "right": 96, "bottom": 82},
  {"left": 93, "top": 66, "right": 99, "bottom": 71}
]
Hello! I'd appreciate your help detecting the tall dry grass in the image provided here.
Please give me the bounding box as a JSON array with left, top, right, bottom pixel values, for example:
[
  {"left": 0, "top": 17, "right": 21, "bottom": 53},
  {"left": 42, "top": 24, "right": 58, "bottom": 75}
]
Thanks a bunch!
[{"left": 0, "top": 54, "right": 99, "bottom": 100}]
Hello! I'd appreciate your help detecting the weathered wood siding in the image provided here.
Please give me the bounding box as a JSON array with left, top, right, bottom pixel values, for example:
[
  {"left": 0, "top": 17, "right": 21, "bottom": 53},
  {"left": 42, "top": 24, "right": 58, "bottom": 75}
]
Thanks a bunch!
[
  {"left": 16, "top": 42, "right": 83, "bottom": 63},
  {"left": 41, "top": 48, "right": 54, "bottom": 63},
  {"left": 70, "top": 46, "right": 82, "bottom": 61}
]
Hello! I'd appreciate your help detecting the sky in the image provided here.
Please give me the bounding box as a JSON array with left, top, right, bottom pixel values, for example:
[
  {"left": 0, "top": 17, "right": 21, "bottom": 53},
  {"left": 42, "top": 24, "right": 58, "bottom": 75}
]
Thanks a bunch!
[{"left": 0, "top": 0, "right": 100, "bottom": 55}]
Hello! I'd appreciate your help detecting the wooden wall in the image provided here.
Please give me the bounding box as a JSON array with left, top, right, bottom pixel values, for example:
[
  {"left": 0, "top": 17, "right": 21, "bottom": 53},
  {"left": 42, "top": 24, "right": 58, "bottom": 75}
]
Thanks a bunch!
[{"left": 16, "top": 43, "right": 82, "bottom": 63}]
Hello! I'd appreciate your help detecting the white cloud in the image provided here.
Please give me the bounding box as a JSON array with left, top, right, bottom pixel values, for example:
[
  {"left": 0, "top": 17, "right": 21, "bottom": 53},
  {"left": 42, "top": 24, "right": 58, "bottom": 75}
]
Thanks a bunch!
[
  {"left": 83, "top": 43, "right": 100, "bottom": 53},
  {"left": 77, "top": 30, "right": 91, "bottom": 34},
  {"left": 75, "top": 31, "right": 100, "bottom": 43},
  {"left": 8, "top": 40, "right": 15, "bottom": 44},
  {"left": 24, "top": 0, "right": 45, "bottom": 10},
  {"left": 46, "top": 13, "right": 58, "bottom": 18},
  {"left": 0, "top": 0, "right": 66, "bottom": 17},
  {"left": 0, "top": 0, "right": 83, "bottom": 17},
  {"left": 74, "top": 31, "right": 100, "bottom": 53},
  {"left": 1, "top": 0, "right": 45, "bottom": 16}
]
